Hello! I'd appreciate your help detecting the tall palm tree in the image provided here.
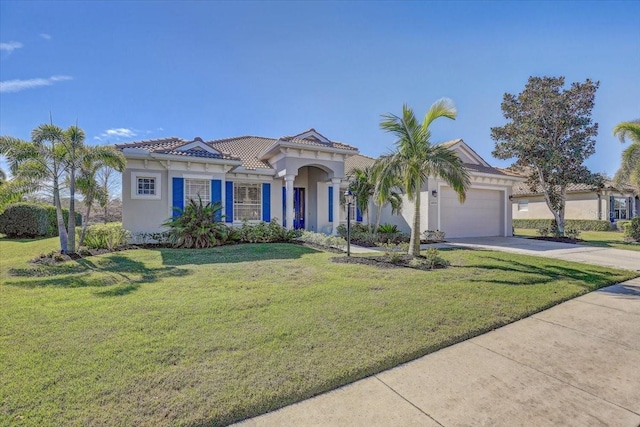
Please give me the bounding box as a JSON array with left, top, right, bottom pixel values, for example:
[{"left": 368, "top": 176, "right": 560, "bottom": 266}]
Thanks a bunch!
[
  {"left": 62, "top": 125, "right": 87, "bottom": 253},
  {"left": 613, "top": 120, "right": 640, "bottom": 192},
  {"left": 75, "top": 146, "right": 126, "bottom": 246},
  {"left": 378, "top": 100, "right": 470, "bottom": 256}
]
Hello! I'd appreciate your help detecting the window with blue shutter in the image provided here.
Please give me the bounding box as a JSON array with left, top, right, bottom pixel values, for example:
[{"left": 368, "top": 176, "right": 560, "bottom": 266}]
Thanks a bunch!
[
  {"left": 610, "top": 196, "right": 615, "bottom": 221},
  {"left": 262, "top": 183, "right": 271, "bottom": 222},
  {"left": 328, "top": 186, "right": 333, "bottom": 222},
  {"left": 356, "top": 206, "right": 363, "bottom": 222},
  {"left": 225, "top": 181, "right": 233, "bottom": 223},
  {"left": 172, "top": 177, "right": 184, "bottom": 218},
  {"left": 211, "top": 179, "right": 222, "bottom": 221}
]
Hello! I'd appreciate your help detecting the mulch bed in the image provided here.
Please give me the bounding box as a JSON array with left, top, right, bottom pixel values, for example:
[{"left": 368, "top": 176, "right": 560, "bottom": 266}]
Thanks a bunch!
[{"left": 331, "top": 254, "right": 446, "bottom": 271}]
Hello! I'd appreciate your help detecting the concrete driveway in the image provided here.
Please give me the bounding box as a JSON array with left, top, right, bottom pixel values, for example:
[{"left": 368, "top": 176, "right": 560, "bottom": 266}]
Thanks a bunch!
[
  {"left": 442, "top": 236, "right": 640, "bottom": 271},
  {"left": 236, "top": 278, "right": 640, "bottom": 426}
]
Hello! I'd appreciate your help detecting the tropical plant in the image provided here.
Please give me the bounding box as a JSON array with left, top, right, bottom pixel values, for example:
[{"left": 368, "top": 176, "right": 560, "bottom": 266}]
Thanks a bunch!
[
  {"left": 347, "top": 166, "right": 375, "bottom": 224},
  {"left": 612, "top": 119, "right": 640, "bottom": 192},
  {"left": 75, "top": 146, "right": 126, "bottom": 246},
  {"left": 1, "top": 124, "right": 70, "bottom": 252},
  {"left": 162, "top": 197, "right": 228, "bottom": 248},
  {"left": 378, "top": 100, "right": 470, "bottom": 256},
  {"left": 491, "top": 76, "right": 601, "bottom": 236}
]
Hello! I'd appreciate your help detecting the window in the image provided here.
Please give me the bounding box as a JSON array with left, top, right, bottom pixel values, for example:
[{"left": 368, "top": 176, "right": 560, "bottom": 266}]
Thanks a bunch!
[
  {"left": 234, "top": 183, "right": 261, "bottom": 221},
  {"left": 131, "top": 171, "right": 161, "bottom": 200},
  {"left": 137, "top": 177, "right": 156, "bottom": 195},
  {"left": 185, "top": 179, "right": 210, "bottom": 204},
  {"left": 613, "top": 197, "right": 628, "bottom": 220},
  {"left": 518, "top": 199, "right": 529, "bottom": 212}
]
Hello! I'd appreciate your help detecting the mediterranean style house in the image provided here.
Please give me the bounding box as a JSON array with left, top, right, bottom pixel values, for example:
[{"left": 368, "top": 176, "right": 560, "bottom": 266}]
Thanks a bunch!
[
  {"left": 116, "top": 129, "right": 522, "bottom": 239},
  {"left": 510, "top": 180, "right": 639, "bottom": 224}
]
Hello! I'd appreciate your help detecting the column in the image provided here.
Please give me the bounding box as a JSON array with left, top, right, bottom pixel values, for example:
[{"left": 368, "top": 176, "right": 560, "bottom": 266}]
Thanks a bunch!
[
  {"left": 285, "top": 174, "right": 295, "bottom": 230},
  {"left": 331, "top": 178, "right": 341, "bottom": 235}
]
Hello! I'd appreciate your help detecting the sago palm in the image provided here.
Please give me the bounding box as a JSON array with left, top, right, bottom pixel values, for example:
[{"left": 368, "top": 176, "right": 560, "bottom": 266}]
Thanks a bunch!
[
  {"left": 613, "top": 120, "right": 640, "bottom": 192},
  {"left": 378, "top": 100, "right": 470, "bottom": 256}
]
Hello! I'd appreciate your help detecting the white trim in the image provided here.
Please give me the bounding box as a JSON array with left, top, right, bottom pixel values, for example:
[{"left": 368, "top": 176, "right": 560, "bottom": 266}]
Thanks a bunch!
[{"left": 131, "top": 171, "right": 161, "bottom": 200}]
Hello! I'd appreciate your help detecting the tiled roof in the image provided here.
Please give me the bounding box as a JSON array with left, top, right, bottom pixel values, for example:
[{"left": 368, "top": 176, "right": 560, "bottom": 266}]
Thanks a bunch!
[
  {"left": 279, "top": 136, "right": 359, "bottom": 151},
  {"left": 463, "top": 163, "right": 507, "bottom": 176},
  {"left": 208, "top": 136, "right": 275, "bottom": 169},
  {"left": 345, "top": 154, "right": 376, "bottom": 175},
  {"left": 115, "top": 137, "right": 240, "bottom": 161}
]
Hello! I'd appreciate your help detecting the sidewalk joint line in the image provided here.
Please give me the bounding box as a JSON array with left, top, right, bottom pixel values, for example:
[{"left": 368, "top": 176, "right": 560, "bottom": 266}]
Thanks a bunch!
[
  {"left": 572, "top": 298, "right": 640, "bottom": 316},
  {"left": 468, "top": 340, "right": 640, "bottom": 417},
  {"left": 373, "top": 375, "right": 445, "bottom": 426},
  {"left": 530, "top": 316, "right": 639, "bottom": 352}
]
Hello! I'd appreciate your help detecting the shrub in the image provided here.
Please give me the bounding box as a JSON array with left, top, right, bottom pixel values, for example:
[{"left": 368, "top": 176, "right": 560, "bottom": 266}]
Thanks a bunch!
[
  {"left": 338, "top": 223, "right": 409, "bottom": 246},
  {"left": 80, "top": 222, "right": 130, "bottom": 250},
  {"left": 130, "top": 231, "right": 172, "bottom": 245},
  {"left": 537, "top": 227, "right": 551, "bottom": 237},
  {"left": 0, "top": 203, "right": 49, "bottom": 237},
  {"left": 624, "top": 217, "right": 640, "bottom": 242},
  {"left": 616, "top": 220, "right": 630, "bottom": 232},
  {"left": 422, "top": 248, "right": 450, "bottom": 269},
  {"left": 296, "top": 230, "right": 346, "bottom": 250},
  {"left": 564, "top": 228, "right": 581, "bottom": 239},
  {"left": 162, "top": 198, "right": 229, "bottom": 249},
  {"left": 377, "top": 241, "right": 409, "bottom": 263},
  {"left": 236, "top": 219, "right": 298, "bottom": 243},
  {"left": 513, "top": 219, "right": 611, "bottom": 232},
  {"left": 377, "top": 223, "right": 399, "bottom": 234},
  {"left": 40, "top": 205, "right": 82, "bottom": 236}
]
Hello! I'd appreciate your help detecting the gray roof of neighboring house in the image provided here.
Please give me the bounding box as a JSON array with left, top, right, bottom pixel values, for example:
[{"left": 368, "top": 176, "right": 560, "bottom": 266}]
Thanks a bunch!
[
  {"left": 510, "top": 175, "right": 635, "bottom": 196},
  {"left": 116, "top": 129, "right": 358, "bottom": 170},
  {"left": 344, "top": 154, "right": 376, "bottom": 175}
]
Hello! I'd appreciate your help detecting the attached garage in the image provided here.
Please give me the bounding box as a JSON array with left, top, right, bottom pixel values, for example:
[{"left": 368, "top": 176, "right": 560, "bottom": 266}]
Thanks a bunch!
[{"left": 439, "top": 187, "right": 504, "bottom": 238}]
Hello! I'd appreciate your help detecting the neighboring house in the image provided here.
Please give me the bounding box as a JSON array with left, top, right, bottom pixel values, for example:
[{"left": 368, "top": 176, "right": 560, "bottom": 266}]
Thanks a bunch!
[
  {"left": 116, "top": 130, "right": 522, "bottom": 239},
  {"left": 510, "top": 179, "right": 639, "bottom": 223}
]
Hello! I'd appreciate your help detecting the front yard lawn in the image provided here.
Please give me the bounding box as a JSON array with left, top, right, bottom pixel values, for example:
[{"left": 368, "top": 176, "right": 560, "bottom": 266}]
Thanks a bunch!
[
  {"left": 1, "top": 238, "right": 637, "bottom": 426},
  {"left": 514, "top": 228, "right": 640, "bottom": 252}
]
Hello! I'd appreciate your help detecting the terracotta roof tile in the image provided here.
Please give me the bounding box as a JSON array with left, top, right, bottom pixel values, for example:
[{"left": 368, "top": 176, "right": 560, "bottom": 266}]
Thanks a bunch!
[
  {"left": 345, "top": 154, "right": 376, "bottom": 175},
  {"left": 116, "top": 137, "right": 240, "bottom": 161},
  {"left": 208, "top": 136, "right": 275, "bottom": 170}
]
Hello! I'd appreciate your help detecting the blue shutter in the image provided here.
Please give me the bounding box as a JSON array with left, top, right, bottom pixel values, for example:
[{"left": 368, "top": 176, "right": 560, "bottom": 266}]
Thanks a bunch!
[
  {"left": 356, "top": 206, "right": 363, "bottom": 222},
  {"left": 211, "top": 179, "right": 222, "bottom": 221},
  {"left": 262, "top": 183, "right": 271, "bottom": 222},
  {"left": 328, "top": 186, "right": 333, "bottom": 222},
  {"left": 282, "top": 186, "right": 286, "bottom": 227},
  {"left": 629, "top": 197, "right": 634, "bottom": 219},
  {"left": 225, "top": 181, "right": 233, "bottom": 223},
  {"left": 172, "top": 177, "right": 184, "bottom": 218}
]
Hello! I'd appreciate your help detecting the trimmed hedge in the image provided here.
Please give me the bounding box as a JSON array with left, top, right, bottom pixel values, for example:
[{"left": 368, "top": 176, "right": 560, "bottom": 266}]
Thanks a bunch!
[
  {"left": 78, "top": 222, "right": 130, "bottom": 250},
  {"left": 0, "top": 203, "right": 49, "bottom": 237},
  {"left": 624, "top": 217, "right": 640, "bottom": 242},
  {"left": 513, "top": 219, "right": 612, "bottom": 232},
  {"left": 40, "top": 204, "right": 82, "bottom": 236}
]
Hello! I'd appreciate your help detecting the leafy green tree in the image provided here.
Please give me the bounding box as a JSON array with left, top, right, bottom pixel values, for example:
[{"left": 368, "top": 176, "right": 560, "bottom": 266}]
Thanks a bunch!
[
  {"left": 1, "top": 125, "right": 70, "bottom": 251},
  {"left": 347, "top": 166, "right": 375, "bottom": 226},
  {"left": 75, "top": 146, "right": 126, "bottom": 246},
  {"left": 612, "top": 120, "right": 640, "bottom": 192},
  {"left": 491, "top": 76, "right": 600, "bottom": 236},
  {"left": 378, "top": 100, "right": 470, "bottom": 256}
]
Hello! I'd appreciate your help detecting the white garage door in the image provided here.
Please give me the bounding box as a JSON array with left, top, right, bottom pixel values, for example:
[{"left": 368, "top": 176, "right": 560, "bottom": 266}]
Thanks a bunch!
[{"left": 440, "top": 187, "right": 503, "bottom": 238}]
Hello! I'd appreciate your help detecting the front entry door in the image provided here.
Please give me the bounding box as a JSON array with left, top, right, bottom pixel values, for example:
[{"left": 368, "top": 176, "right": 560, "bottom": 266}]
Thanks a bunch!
[
  {"left": 282, "top": 187, "right": 305, "bottom": 229},
  {"left": 294, "top": 188, "right": 305, "bottom": 229}
]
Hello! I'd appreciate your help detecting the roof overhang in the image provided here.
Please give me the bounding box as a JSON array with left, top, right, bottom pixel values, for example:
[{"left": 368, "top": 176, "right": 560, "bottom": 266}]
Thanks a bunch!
[{"left": 258, "top": 140, "right": 358, "bottom": 160}]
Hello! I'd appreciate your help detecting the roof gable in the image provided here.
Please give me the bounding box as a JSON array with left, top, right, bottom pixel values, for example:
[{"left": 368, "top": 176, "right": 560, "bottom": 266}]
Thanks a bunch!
[
  {"left": 443, "top": 139, "right": 491, "bottom": 167},
  {"left": 175, "top": 137, "right": 223, "bottom": 156},
  {"left": 287, "top": 128, "right": 332, "bottom": 144}
]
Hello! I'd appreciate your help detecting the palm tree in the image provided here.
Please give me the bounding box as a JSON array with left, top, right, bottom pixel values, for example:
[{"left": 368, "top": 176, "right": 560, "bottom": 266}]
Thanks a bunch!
[
  {"left": 347, "top": 166, "right": 375, "bottom": 226},
  {"left": 61, "top": 125, "right": 87, "bottom": 253},
  {"left": 378, "top": 100, "right": 470, "bottom": 256},
  {"left": 75, "top": 146, "right": 126, "bottom": 246},
  {"left": 613, "top": 120, "right": 640, "bottom": 192},
  {"left": 371, "top": 161, "right": 402, "bottom": 233}
]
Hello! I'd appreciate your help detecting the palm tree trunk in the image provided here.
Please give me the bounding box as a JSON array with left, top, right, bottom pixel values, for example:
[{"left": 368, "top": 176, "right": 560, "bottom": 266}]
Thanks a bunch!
[
  {"left": 409, "top": 190, "right": 421, "bottom": 256},
  {"left": 68, "top": 168, "right": 76, "bottom": 252},
  {"left": 375, "top": 204, "right": 382, "bottom": 234},
  {"left": 79, "top": 200, "right": 92, "bottom": 247},
  {"left": 53, "top": 175, "right": 68, "bottom": 253}
]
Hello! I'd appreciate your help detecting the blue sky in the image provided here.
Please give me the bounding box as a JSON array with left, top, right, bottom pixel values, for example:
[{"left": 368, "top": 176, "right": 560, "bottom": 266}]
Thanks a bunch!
[{"left": 1, "top": 1, "right": 639, "bottom": 179}]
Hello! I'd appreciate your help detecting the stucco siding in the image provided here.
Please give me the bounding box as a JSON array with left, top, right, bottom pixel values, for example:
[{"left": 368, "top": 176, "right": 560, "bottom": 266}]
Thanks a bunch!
[{"left": 122, "top": 167, "right": 169, "bottom": 234}]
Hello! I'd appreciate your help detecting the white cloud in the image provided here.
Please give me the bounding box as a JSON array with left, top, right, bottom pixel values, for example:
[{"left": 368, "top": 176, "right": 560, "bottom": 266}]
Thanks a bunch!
[
  {"left": 0, "top": 41, "right": 23, "bottom": 52},
  {"left": 94, "top": 128, "right": 138, "bottom": 142},
  {"left": 40, "top": 33, "right": 52, "bottom": 40},
  {"left": 0, "top": 75, "right": 73, "bottom": 93}
]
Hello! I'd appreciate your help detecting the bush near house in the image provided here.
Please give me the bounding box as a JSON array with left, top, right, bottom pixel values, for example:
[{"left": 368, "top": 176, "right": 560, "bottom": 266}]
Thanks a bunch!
[
  {"left": 0, "top": 202, "right": 82, "bottom": 238},
  {"left": 0, "top": 203, "right": 49, "bottom": 237},
  {"left": 337, "top": 223, "right": 409, "bottom": 246},
  {"left": 42, "top": 204, "right": 82, "bottom": 236},
  {"left": 78, "top": 222, "right": 131, "bottom": 250},
  {"left": 624, "top": 217, "right": 640, "bottom": 242},
  {"left": 513, "top": 219, "right": 611, "bottom": 232}
]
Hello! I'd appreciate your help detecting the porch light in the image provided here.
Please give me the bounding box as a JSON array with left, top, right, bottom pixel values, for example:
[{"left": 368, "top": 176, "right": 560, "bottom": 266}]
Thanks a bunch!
[
  {"left": 431, "top": 190, "right": 438, "bottom": 197},
  {"left": 344, "top": 190, "right": 354, "bottom": 257}
]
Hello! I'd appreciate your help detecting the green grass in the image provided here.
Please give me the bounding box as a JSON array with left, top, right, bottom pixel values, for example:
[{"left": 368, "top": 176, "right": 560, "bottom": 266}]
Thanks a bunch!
[
  {"left": 1, "top": 238, "right": 637, "bottom": 426},
  {"left": 514, "top": 228, "right": 640, "bottom": 252}
]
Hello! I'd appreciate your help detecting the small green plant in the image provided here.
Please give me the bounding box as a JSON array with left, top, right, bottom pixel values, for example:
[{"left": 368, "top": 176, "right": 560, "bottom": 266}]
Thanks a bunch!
[
  {"left": 80, "top": 223, "right": 130, "bottom": 250},
  {"left": 377, "top": 241, "right": 409, "bottom": 263},
  {"left": 236, "top": 219, "right": 298, "bottom": 243},
  {"left": 422, "top": 248, "right": 450, "bottom": 269},
  {"left": 422, "top": 230, "right": 446, "bottom": 242},
  {"left": 537, "top": 227, "right": 550, "bottom": 237},
  {"left": 296, "top": 231, "right": 346, "bottom": 250},
  {"left": 564, "top": 228, "right": 581, "bottom": 239},
  {"left": 377, "top": 223, "right": 399, "bottom": 234}
]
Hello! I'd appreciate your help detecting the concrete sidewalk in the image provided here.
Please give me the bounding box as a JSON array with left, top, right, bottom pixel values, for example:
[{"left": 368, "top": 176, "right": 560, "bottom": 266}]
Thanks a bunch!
[
  {"left": 443, "top": 237, "right": 640, "bottom": 271},
  {"left": 236, "top": 278, "right": 640, "bottom": 427}
]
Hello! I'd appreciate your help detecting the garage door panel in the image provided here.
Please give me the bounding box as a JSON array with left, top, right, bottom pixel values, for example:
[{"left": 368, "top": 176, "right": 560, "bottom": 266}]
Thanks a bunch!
[{"left": 440, "top": 187, "right": 503, "bottom": 238}]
